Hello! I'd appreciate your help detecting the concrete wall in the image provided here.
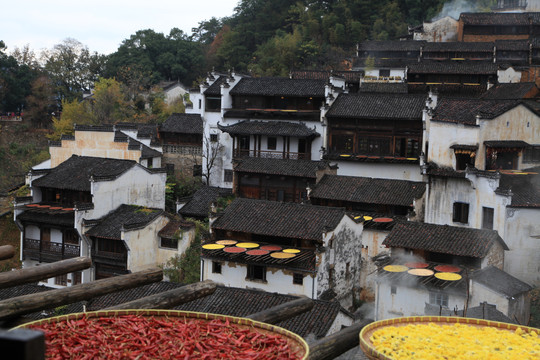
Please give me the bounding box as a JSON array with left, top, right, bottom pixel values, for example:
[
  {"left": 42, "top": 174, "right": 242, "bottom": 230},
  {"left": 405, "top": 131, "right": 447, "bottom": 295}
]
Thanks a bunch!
[
  {"left": 504, "top": 207, "right": 540, "bottom": 286},
  {"left": 335, "top": 161, "right": 423, "bottom": 181}
]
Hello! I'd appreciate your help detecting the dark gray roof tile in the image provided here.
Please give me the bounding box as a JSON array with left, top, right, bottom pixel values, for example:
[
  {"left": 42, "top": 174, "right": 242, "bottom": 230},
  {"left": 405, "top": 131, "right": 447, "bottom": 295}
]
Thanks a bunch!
[
  {"left": 179, "top": 186, "right": 232, "bottom": 218},
  {"left": 230, "top": 78, "right": 326, "bottom": 97},
  {"left": 161, "top": 113, "right": 203, "bottom": 135},
  {"left": 472, "top": 266, "right": 532, "bottom": 297},
  {"left": 234, "top": 158, "right": 332, "bottom": 178},
  {"left": 218, "top": 121, "right": 319, "bottom": 137}
]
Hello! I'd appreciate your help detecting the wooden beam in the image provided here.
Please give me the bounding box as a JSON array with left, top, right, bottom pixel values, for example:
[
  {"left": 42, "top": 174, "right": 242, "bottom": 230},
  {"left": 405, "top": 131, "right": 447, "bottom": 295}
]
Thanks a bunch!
[
  {"left": 308, "top": 319, "right": 373, "bottom": 360},
  {"left": 103, "top": 280, "right": 216, "bottom": 310},
  {"left": 247, "top": 297, "right": 313, "bottom": 324},
  {"left": 0, "top": 267, "right": 163, "bottom": 320},
  {"left": 0, "top": 245, "right": 15, "bottom": 261},
  {"left": 0, "top": 257, "right": 91, "bottom": 290}
]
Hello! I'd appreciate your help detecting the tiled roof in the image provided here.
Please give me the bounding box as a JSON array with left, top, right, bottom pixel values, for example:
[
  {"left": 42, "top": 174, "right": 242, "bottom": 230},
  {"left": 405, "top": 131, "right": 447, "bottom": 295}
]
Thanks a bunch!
[
  {"left": 85, "top": 204, "right": 164, "bottom": 239},
  {"left": 204, "top": 76, "right": 228, "bottom": 96},
  {"left": 423, "top": 42, "right": 494, "bottom": 52},
  {"left": 485, "top": 140, "right": 530, "bottom": 148},
  {"left": 158, "top": 216, "right": 195, "bottom": 238},
  {"left": 202, "top": 243, "right": 316, "bottom": 272},
  {"left": 290, "top": 70, "right": 364, "bottom": 82},
  {"left": 6, "top": 283, "right": 344, "bottom": 339},
  {"left": 472, "top": 266, "right": 532, "bottom": 297},
  {"left": 218, "top": 121, "right": 319, "bottom": 137},
  {"left": 32, "top": 155, "right": 136, "bottom": 192},
  {"left": 178, "top": 186, "right": 233, "bottom": 218},
  {"left": 358, "top": 83, "right": 408, "bottom": 94},
  {"left": 17, "top": 206, "right": 74, "bottom": 227},
  {"left": 481, "top": 82, "right": 538, "bottom": 99},
  {"left": 498, "top": 173, "right": 540, "bottom": 208},
  {"left": 357, "top": 40, "right": 425, "bottom": 52},
  {"left": 229, "top": 78, "right": 326, "bottom": 97},
  {"left": 432, "top": 98, "right": 518, "bottom": 125},
  {"left": 74, "top": 124, "right": 114, "bottom": 132},
  {"left": 310, "top": 175, "right": 425, "bottom": 207},
  {"left": 326, "top": 93, "right": 426, "bottom": 120},
  {"left": 408, "top": 61, "right": 498, "bottom": 74},
  {"left": 495, "top": 39, "right": 530, "bottom": 51},
  {"left": 459, "top": 12, "right": 540, "bottom": 26},
  {"left": 223, "top": 109, "right": 320, "bottom": 121},
  {"left": 382, "top": 221, "right": 508, "bottom": 258},
  {"left": 160, "top": 113, "right": 203, "bottom": 134},
  {"left": 234, "top": 158, "right": 332, "bottom": 178},
  {"left": 424, "top": 302, "right": 515, "bottom": 323},
  {"left": 211, "top": 198, "right": 345, "bottom": 242},
  {"left": 127, "top": 137, "right": 162, "bottom": 159}
]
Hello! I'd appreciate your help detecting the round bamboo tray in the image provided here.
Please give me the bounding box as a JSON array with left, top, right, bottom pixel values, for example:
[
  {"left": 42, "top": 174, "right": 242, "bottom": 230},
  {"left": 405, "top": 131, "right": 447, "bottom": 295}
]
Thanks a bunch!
[
  {"left": 15, "top": 309, "right": 309, "bottom": 359},
  {"left": 359, "top": 316, "right": 539, "bottom": 360}
]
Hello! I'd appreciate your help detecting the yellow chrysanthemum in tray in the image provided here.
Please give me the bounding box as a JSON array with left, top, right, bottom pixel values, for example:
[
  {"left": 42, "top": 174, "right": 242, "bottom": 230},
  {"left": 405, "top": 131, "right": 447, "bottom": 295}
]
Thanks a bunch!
[{"left": 363, "top": 319, "right": 539, "bottom": 360}]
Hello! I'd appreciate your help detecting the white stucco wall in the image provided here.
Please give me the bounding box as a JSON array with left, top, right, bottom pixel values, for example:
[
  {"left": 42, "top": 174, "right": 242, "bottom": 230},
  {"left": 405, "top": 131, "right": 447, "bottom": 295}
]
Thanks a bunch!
[
  {"left": 497, "top": 68, "right": 522, "bottom": 84},
  {"left": 202, "top": 260, "right": 316, "bottom": 298},
  {"left": 504, "top": 207, "right": 540, "bottom": 286},
  {"left": 360, "top": 229, "right": 391, "bottom": 299},
  {"left": 335, "top": 161, "right": 423, "bottom": 181},
  {"left": 426, "top": 121, "right": 479, "bottom": 169},
  {"left": 91, "top": 166, "right": 166, "bottom": 218},
  {"left": 375, "top": 282, "right": 466, "bottom": 320}
]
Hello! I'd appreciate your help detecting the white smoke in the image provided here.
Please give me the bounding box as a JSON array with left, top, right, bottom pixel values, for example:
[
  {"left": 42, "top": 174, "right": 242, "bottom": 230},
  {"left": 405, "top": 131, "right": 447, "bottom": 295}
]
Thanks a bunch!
[{"left": 432, "top": 0, "right": 481, "bottom": 21}]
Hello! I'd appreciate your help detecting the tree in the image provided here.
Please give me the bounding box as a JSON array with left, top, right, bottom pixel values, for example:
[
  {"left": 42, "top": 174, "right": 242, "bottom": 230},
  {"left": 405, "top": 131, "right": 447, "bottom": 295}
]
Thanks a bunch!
[
  {"left": 202, "top": 133, "right": 224, "bottom": 186},
  {"left": 49, "top": 98, "right": 93, "bottom": 141},
  {"left": 91, "top": 77, "right": 131, "bottom": 124},
  {"left": 25, "top": 76, "right": 56, "bottom": 128},
  {"left": 42, "top": 38, "right": 104, "bottom": 102},
  {"left": 0, "top": 41, "right": 37, "bottom": 113}
]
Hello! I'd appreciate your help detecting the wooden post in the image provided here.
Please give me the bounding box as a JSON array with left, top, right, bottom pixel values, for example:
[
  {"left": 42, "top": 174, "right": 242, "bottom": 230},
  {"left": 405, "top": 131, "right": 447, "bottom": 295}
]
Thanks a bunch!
[
  {"left": 0, "top": 267, "right": 163, "bottom": 320},
  {"left": 0, "top": 245, "right": 15, "bottom": 261},
  {"left": 0, "top": 328, "right": 45, "bottom": 360},
  {"left": 308, "top": 319, "right": 373, "bottom": 360},
  {"left": 0, "top": 257, "right": 92, "bottom": 290},
  {"left": 247, "top": 297, "right": 313, "bottom": 324},
  {"left": 103, "top": 280, "right": 216, "bottom": 310}
]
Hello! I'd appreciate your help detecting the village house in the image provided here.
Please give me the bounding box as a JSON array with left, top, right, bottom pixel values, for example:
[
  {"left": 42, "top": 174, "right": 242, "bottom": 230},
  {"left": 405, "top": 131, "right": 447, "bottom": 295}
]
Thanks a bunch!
[
  {"left": 177, "top": 185, "right": 232, "bottom": 221},
  {"left": 186, "top": 71, "right": 346, "bottom": 188},
  {"left": 13, "top": 155, "right": 194, "bottom": 286},
  {"left": 158, "top": 112, "right": 203, "bottom": 178},
  {"left": 374, "top": 221, "right": 532, "bottom": 324},
  {"left": 201, "top": 198, "right": 363, "bottom": 308},
  {"left": 323, "top": 92, "right": 427, "bottom": 181}
]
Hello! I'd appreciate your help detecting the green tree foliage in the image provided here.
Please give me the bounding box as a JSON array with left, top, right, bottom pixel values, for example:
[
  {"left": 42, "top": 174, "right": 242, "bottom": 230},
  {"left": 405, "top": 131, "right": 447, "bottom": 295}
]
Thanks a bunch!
[
  {"left": 106, "top": 29, "right": 205, "bottom": 88},
  {"left": 92, "top": 77, "right": 131, "bottom": 124},
  {"left": 0, "top": 41, "right": 37, "bottom": 113},
  {"left": 163, "top": 220, "right": 207, "bottom": 283},
  {"left": 42, "top": 38, "right": 105, "bottom": 102},
  {"left": 49, "top": 98, "right": 93, "bottom": 141},
  {"left": 25, "top": 76, "right": 57, "bottom": 128}
]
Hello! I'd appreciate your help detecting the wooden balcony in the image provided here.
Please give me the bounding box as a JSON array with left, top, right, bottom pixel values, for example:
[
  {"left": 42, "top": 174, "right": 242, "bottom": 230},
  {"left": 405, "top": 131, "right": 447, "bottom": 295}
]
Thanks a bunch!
[
  {"left": 23, "top": 238, "right": 80, "bottom": 263},
  {"left": 233, "top": 149, "right": 309, "bottom": 160},
  {"left": 91, "top": 249, "right": 127, "bottom": 266}
]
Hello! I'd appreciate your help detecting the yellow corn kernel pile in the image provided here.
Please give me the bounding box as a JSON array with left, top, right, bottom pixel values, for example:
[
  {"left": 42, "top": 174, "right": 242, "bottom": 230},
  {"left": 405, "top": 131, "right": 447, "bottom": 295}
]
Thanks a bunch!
[{"left": 370, "top": 322, "right": 539, "bottom": 360}]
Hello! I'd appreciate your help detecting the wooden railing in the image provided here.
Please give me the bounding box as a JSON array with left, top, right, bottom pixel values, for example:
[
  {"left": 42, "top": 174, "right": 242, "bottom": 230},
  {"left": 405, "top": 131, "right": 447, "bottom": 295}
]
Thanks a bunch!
[
  {"left": 23, "top": 238, "right": 80, "bottom": 262},
  {"left": 233, "top": 149, "right": 309, "bottom": 160}
]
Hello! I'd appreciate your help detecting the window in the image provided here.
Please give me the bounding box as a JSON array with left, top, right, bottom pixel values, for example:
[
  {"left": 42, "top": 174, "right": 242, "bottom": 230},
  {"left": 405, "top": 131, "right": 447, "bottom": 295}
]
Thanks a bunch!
[
  {"left": 391, "top": 286, "right": 397, "bottom": 295},
  {"left": 55, "top": 274, "right": 67, "bottom": 286},
  {"left": 193, "top": 165, "right": 202, "bottom": 177},
  {"left": 482, "top": 207, "right": 494, "bottom": 230},
  {"left": 165, "top": 163, "right": 175, "bottom": 175},
  {"left": 212, "top": 261, "right": 222, "bottom": 274},
  {"left": 277, "top": 190, "right": 285, "bottom": 202},
  {"left": 72, "top": 271, "right": 82, "bottom": 285},
  {"left": 247, "top": 265, "right": 266, "bottom": 282},
  {"left": 293, "top": 273, "right": 304, "bottom": 285},
  {"left": 147, "top": 157, "right": 153, "bottom": 169},
  {"left": 161, "top": 237, "right": 178, "bottom": 249},
  {"left": 524, "top": 146, "right": 540, "bottom": 163},
  {"left": 224, "top": 169, "right": 233, "bottom": 183},
  {"left": 198, "top": 99, "right": 201, "bottom": 109},
  {"left": 267, "top": 137, "right": 277, "bottom": 150},
  {"left": 455, "top": 152, "right": 475, "bottom": 171},
  {"left": 429, "top": 292, "right": 449, "bottom": 307},
  {"left": 452, "top": 202, "right": 469, "bottom": 224},
  {"left": 210, "top": 134, "right": 219, "bottom": 142}
]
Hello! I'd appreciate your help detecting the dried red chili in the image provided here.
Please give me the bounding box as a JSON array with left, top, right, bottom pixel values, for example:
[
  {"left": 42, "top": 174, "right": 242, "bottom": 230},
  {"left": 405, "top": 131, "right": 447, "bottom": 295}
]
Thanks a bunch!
[{"left": 28, "top": 314, "right": 303, "bottom": 359}]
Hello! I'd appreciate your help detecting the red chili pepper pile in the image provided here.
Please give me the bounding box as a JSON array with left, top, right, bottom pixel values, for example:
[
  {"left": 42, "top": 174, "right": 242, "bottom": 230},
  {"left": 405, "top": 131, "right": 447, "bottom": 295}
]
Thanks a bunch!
[{"left": 29, "top": 314, "right": 304, "bottom": 359}]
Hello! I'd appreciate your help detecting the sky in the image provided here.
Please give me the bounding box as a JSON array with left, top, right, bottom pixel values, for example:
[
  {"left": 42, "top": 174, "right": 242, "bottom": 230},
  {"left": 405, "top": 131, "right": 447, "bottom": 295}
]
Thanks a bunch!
[{"left": 1, "top": 0, "right": 240, "bottom": 55}]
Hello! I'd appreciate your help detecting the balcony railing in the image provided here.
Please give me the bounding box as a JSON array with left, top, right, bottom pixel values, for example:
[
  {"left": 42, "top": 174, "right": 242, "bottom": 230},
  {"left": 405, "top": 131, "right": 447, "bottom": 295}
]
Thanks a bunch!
[
  {"left": 91, "top": 249, "right": 128, "bottom": 265},
  {"left": 233, "top": 149, "right": 309, "bottom": 160},
  {"left": 162, "top": 145, "right": 202, "bottom": 156},
  {"left": 23, "top": 238, "right": 80, "bottom": 262}
]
